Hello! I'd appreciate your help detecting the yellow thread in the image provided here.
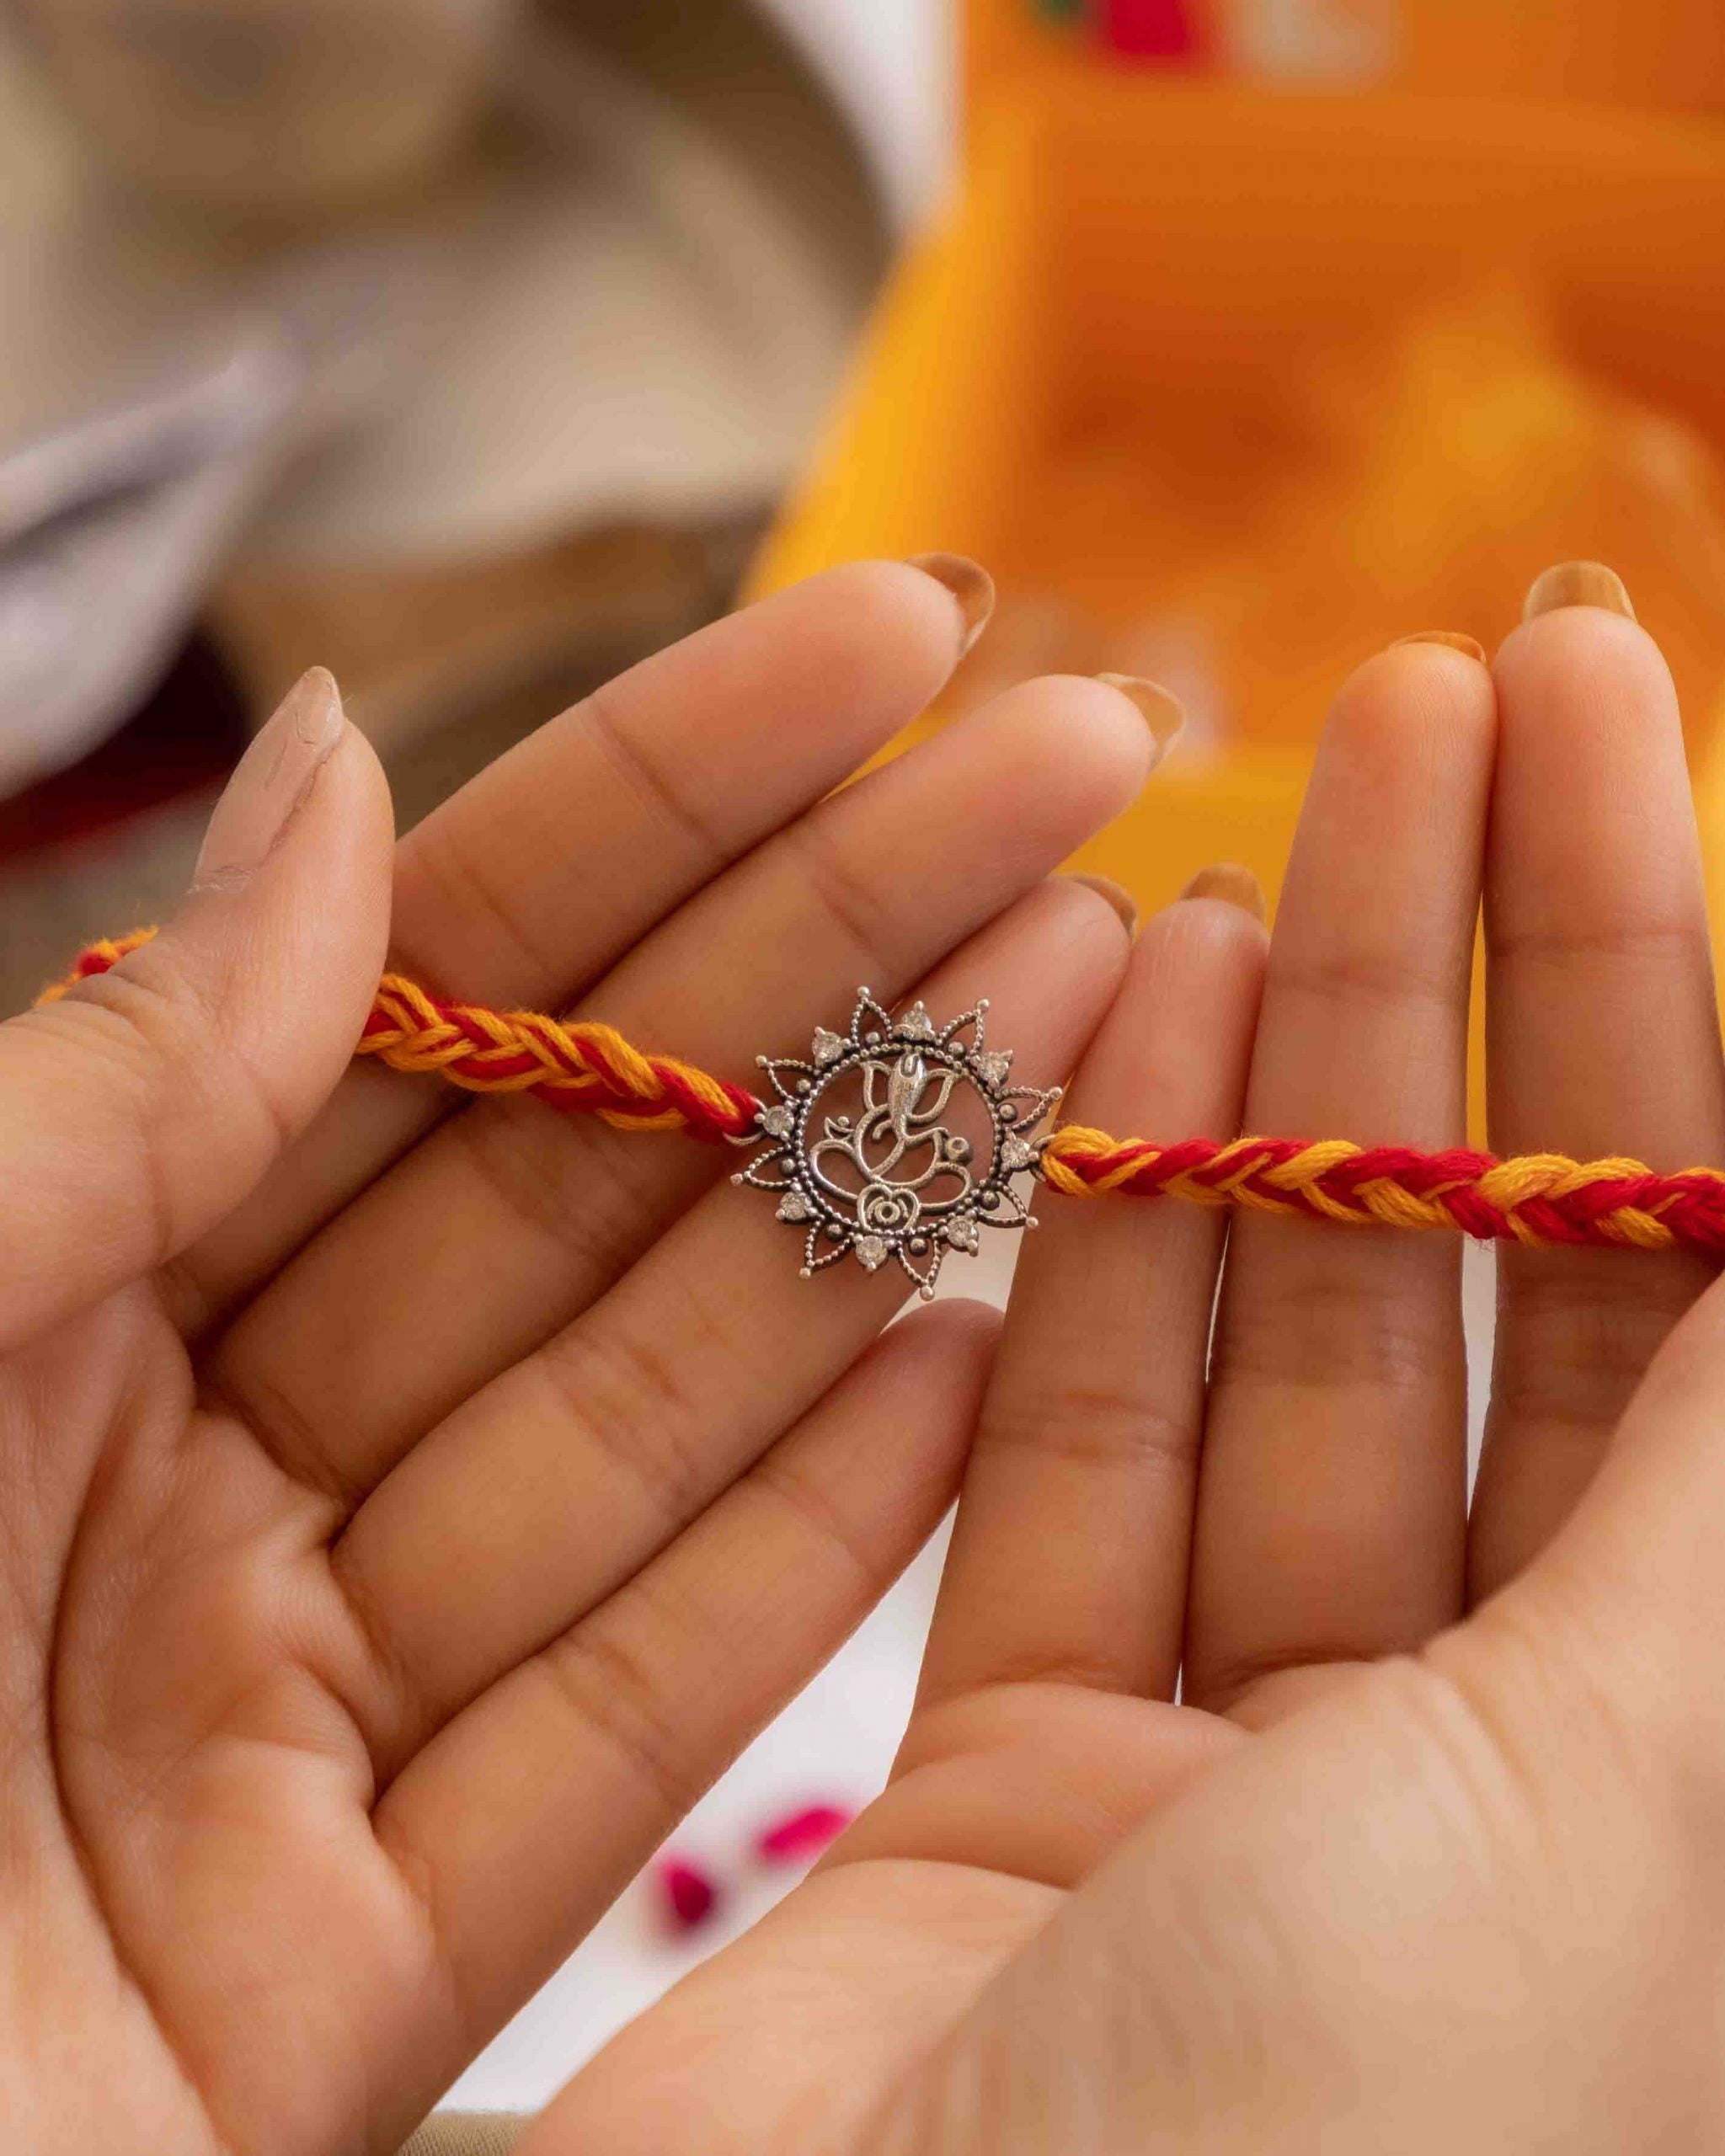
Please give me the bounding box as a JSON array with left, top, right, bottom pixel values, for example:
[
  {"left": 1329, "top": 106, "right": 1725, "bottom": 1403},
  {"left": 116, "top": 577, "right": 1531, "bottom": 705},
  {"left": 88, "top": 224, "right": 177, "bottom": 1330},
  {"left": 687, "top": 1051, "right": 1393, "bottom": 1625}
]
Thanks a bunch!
[{"left": 42, "top": 932, "right": 1725, "bottom": 1258}]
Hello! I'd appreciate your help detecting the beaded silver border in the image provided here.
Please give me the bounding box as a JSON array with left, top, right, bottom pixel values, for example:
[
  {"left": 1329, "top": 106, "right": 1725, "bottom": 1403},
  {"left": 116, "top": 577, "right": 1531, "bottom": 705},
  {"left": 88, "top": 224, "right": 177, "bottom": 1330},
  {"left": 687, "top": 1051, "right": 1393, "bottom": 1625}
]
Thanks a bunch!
[{"left": 731, "top": 989, "right": 1060, "bottom": 1299}]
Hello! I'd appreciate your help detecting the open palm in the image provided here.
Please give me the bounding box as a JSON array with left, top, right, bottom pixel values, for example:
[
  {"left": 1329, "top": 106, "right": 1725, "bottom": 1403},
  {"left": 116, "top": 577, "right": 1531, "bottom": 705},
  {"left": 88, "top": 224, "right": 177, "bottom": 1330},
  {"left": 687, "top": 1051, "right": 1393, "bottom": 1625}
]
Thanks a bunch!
[
  {"left": 536, "top": 595, "right": 1725, "bottom": 2153},
  {"left": 0, "top": 563, "right": 1162, "bottom": 2155}
]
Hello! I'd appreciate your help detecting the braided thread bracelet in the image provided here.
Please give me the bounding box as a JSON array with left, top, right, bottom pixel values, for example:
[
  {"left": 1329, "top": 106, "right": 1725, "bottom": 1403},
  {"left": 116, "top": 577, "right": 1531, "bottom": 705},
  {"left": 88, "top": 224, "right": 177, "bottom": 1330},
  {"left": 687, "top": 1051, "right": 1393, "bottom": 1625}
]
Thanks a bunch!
[{"left": 43, "top": 931, "right": 1725, "bottom": 1299}]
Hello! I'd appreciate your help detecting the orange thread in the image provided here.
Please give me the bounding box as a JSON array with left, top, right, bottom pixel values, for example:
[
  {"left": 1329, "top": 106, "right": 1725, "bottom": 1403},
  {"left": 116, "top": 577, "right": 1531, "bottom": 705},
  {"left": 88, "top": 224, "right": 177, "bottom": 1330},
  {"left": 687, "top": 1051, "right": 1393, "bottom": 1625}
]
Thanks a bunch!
[
  {"left": 40, "top": 931, "right": 1725, "bottom": 1257},
  {"left": 41, "top": 929, "right": 758, "bottom": 1143}
]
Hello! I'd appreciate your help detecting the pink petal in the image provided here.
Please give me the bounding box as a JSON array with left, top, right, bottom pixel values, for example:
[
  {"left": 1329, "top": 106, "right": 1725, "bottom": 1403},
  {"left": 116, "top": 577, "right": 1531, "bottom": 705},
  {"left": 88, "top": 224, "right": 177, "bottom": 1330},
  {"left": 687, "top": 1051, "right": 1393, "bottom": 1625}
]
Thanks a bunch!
[
  {"left": 755, "top": 1802, "right": 855, "bottom": 1865},
  {"left": 655, "top": 1854, "right": 720, "bottom": 1934}
]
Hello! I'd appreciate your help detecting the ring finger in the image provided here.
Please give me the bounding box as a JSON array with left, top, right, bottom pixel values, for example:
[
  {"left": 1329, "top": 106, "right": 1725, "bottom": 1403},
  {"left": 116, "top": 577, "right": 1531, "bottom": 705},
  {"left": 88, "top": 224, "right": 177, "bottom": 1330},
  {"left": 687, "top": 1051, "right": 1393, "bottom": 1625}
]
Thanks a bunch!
[
  {"left": 915, "top": 874, "right": 1268, "bottom": 1715},
  {"left": 170, "top": 561, "right": 986, "bottom": 1331},
  {"left": 1184, "top": 636, "right": 1495, "bottom": 1721},
  {"left": 209, "top": 675, "right": 1164, "bottom": 1506},
  {"left": 323, "top": 878, "right": 1132, "bottom": 1776}
]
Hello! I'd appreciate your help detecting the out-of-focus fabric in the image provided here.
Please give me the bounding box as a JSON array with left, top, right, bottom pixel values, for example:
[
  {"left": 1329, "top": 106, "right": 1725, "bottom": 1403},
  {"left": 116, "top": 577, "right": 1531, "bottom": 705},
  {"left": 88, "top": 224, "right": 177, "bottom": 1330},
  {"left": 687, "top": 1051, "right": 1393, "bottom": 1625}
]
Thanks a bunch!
[{"left": 398, "top": 2111, "right": 525, "bottom": 2156}]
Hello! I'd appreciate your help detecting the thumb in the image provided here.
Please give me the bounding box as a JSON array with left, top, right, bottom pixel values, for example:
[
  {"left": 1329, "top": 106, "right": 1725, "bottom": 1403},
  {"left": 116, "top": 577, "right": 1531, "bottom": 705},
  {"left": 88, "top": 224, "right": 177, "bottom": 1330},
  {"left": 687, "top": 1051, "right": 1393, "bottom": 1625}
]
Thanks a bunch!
[
  {"left": 0, "top": 667, "right": 393, "bottom": 1349},
  {"left": 1479, "top": 1273, "right": 1725, "bottom": 1761}
]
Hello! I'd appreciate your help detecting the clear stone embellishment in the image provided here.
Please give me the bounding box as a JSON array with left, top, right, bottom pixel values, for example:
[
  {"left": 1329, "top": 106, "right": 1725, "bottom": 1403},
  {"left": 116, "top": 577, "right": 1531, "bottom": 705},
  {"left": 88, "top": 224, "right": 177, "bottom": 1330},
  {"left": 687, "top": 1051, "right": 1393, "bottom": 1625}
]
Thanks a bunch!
[
  {"left": 899, "top": 1001, "right": 934, "bottom": 1038},
  {"left": 1001, "top": 1134, "right": 1036, "bottom": 1173},
  {"left": 854, "top": 1235, "right": 889, "bottom": 1272},
  {"left": 758, "top": 1104, "right": 794, "bottom": 1139},
  {"left": 777, "top": 1192, "right": 811, "bottom": 1223},
  {"left": 810, "top": 1027, "right": 845, "bottom": 1067},
  {"left": 973, "top": 1050, "right": 1012, "bottom": 1087}
]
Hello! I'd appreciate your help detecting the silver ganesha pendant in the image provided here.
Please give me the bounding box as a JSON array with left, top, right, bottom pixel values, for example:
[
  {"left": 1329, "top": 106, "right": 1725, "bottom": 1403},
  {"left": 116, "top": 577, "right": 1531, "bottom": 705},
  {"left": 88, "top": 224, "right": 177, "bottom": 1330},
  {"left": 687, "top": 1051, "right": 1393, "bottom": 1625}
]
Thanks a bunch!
[{"left": 732, "top": 989, "right": 1060, "bottom": 1299}]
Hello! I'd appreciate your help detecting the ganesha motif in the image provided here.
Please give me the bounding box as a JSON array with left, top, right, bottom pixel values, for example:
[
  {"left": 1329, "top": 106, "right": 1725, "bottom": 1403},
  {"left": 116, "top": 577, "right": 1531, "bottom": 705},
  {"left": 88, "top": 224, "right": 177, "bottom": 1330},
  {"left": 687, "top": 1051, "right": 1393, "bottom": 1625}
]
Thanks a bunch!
[{"left": 732, "top": 989, "right": 1060, "bottom": 1299}]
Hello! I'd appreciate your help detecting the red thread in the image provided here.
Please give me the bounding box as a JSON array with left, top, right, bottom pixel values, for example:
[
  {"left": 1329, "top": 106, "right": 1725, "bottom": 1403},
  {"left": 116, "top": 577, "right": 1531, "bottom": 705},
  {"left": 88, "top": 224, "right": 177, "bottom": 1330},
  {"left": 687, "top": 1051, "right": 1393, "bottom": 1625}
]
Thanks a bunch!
[
  {"left": 1043, "top": 1134, "right": 1725, "bottom": 1256},
  {"left": 51, "top": 932, "right": 1725, "bottom": 1261}
]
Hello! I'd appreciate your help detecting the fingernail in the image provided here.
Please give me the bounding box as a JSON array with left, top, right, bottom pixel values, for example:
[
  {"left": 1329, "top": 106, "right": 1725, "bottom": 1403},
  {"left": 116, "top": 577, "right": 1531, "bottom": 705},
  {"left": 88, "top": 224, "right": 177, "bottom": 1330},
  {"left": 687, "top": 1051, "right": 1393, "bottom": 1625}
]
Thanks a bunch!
[
  {"left": 906, "top": 552, "right": 996, "bottom": 658},
  {"left": 1523, "top": 561, "right": 1636, "bottom": 622},
  {"left": 1064, "top": 873, "right": 1139, "bottom": 936},
  {"left": 193, "top": 667, "right": 344, "bottom": 892},
  {"left": 1180, "top": 862, "right": 1267, "bottom": 921},
  {"left": 1392, "top": 630, "right": 1487, "bottom": 662},
  {"left": 1094, "top": 674, "right": 1185, "bottom": 766}
]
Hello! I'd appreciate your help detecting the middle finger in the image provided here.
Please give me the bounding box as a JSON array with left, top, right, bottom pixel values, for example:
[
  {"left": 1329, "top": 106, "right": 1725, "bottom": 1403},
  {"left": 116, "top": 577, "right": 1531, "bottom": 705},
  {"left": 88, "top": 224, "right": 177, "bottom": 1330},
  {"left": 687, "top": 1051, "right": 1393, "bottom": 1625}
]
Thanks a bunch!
[
  {"left": 326, "top": 878, "right": 1129, "bottom": 1777},
  {"left": 209, "top": 675, "right": 1162, "bottom": 1505},
  {"left": 1470, "top": 584, "right": 1725, "bottom": 1600}
]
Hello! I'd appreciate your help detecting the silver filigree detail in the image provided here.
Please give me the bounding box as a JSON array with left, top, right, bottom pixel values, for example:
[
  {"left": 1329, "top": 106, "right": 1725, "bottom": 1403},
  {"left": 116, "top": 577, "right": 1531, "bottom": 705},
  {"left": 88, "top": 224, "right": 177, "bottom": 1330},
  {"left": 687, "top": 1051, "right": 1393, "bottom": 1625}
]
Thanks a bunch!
[{"left": 731, "top": 988, "right": 1060, "bottom": 1299}]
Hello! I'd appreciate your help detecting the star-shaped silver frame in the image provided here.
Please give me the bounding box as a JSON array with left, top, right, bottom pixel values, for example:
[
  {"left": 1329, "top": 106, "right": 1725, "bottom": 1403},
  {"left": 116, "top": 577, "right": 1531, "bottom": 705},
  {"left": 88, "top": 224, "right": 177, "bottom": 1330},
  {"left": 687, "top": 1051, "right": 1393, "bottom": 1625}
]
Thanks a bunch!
[{"left": 731, "top": 989, "right": 1060, "bottom": 1300}]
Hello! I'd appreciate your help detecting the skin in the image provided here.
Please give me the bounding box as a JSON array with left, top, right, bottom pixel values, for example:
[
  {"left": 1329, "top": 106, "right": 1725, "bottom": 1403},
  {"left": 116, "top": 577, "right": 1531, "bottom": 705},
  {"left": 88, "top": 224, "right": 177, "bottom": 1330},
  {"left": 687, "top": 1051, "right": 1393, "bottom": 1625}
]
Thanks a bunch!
[
  {"left": 0, "top": 562, "right": 1155, "bottom": 2155},
  {"left": 527, "top": 597, "right": 1725, "bottom": 2156},
  {"left": 8, "top": 568, "right": 1723, "bottom": 2153}
]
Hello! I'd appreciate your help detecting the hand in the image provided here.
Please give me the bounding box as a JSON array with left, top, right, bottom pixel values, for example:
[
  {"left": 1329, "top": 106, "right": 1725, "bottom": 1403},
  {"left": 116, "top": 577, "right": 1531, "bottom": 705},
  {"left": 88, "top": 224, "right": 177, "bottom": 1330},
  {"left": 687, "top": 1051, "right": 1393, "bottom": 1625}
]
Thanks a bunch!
[
  {"left": 0, "top": 562, "right": 1163, "bottom": 2154},
  {"left": 535, "top": 586, "right": 1725, "bottom": 2154}
]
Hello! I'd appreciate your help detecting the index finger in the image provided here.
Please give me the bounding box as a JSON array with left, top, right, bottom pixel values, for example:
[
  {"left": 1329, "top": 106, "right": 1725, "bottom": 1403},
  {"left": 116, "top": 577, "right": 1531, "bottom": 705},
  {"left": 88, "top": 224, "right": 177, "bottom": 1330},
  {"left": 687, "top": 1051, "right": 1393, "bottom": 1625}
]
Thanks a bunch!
[{"left": 168, "top": 559, "right": 985, "bottom": 1330}]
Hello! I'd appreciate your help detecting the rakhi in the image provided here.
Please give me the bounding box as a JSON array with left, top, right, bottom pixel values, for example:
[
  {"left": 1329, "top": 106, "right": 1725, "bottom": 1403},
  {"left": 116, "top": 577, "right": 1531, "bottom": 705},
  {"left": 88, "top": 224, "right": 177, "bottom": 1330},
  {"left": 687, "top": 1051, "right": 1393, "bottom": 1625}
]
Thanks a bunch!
[{"left": 46, "top": 931, "right": 1725, "bottom": 1297}]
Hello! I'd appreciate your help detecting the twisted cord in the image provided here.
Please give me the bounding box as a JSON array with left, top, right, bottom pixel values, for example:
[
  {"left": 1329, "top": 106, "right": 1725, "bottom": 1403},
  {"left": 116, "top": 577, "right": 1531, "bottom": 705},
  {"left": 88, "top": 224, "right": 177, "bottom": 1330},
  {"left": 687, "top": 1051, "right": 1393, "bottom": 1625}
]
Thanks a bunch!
[
  {"left": 1039, "top": 1129, "right": 1725, "bottom": 1256},
  {"left": 41, "top": 930, "right": 761, "bottom": 1144},
  {"left": 36, "top": 928, "right": 158, "bottom": 996},
  {"left": 355, "top": 974, "right": 760, "bottom": 1139},
  {"left": 40, "top": 933, "right": 1725, "bottom": 1251}
]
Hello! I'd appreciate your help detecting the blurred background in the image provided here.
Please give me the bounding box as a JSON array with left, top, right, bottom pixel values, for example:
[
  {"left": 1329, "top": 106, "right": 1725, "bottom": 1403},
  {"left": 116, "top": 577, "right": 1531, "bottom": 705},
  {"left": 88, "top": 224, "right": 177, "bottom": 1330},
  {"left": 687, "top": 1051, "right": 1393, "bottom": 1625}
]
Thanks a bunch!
[
  {"left": 0, "top": 0, "right": 944, "bottom": 1009},
  {"left": 4, "top": 0, "right": 1725, "bottom": 2121}
]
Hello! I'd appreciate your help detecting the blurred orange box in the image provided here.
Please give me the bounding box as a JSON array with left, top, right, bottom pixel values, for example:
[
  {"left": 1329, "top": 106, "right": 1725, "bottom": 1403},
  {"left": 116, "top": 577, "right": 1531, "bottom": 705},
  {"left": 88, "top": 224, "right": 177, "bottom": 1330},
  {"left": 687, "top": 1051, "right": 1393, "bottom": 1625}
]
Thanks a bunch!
[{"left": 750, "top": 0, "right": 1725, "bottom": 959}]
